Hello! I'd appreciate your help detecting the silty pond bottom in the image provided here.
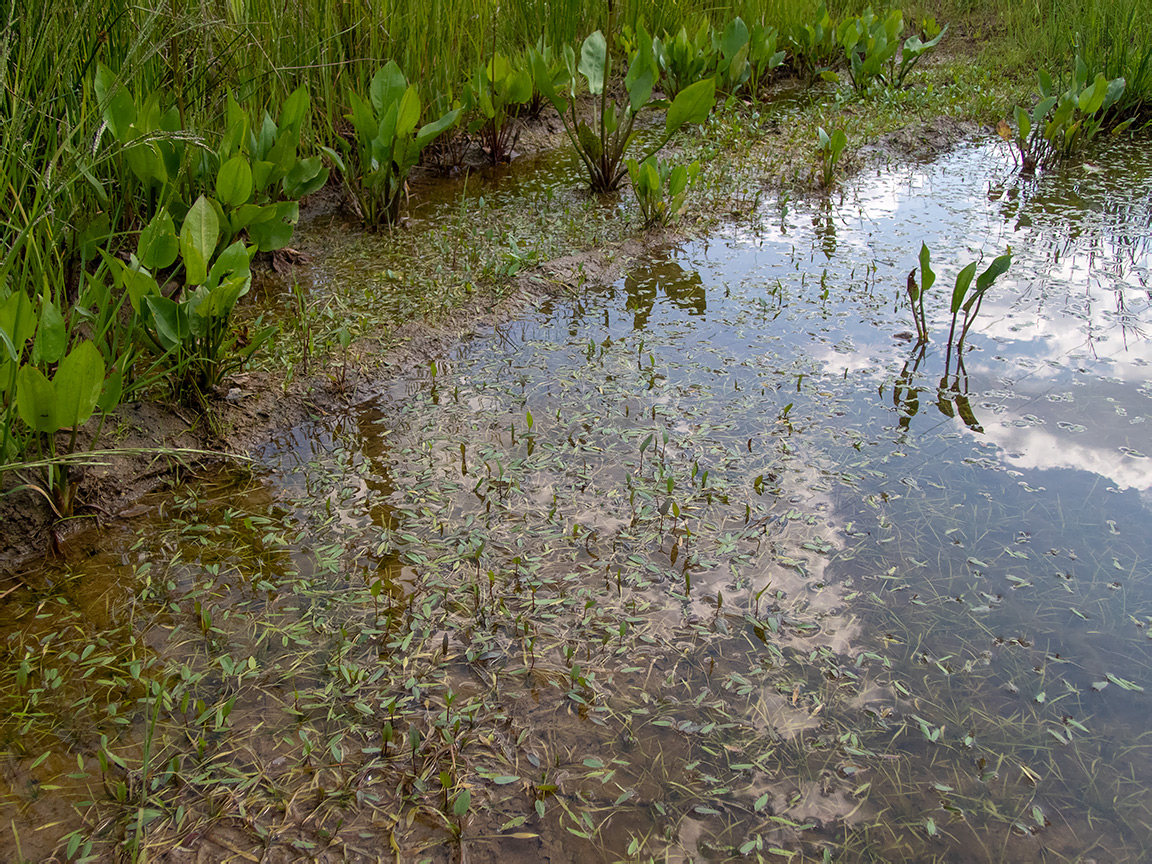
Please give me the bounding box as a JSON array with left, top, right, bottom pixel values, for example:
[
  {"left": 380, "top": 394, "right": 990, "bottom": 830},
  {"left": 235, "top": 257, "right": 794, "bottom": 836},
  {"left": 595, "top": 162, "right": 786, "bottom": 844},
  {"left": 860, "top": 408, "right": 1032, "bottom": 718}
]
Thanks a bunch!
[{"left": 3, "top": 137, "right": 1151, "bottom": 863}]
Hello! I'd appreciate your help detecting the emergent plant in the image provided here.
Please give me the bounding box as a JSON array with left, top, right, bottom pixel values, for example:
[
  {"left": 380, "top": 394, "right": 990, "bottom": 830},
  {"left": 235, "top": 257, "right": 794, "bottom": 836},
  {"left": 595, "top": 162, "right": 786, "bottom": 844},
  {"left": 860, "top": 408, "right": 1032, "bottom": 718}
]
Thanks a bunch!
[
  {"left": 338, "top": 61, "right": 462, "bottom": 226},
  {"left": 534, "top": 14, "right": 715, "bottom": 193}
]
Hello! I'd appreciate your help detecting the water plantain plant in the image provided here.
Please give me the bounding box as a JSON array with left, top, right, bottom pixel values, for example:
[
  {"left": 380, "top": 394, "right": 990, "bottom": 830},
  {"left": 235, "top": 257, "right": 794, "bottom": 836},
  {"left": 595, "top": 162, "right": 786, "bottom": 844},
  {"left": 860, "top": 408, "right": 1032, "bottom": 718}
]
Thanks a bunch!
[
  {"left": 212, "top": 87, "right": 331, "bottom": 251},
  {"left": 788, "top": 3, "right": 839, "bottom": 84},
  {"left": 816, "top": 126, "right": 848, "bottom": 188},
  {"left": 1001, "top": 59, "right": 1131, "bottom": 173},
  {"left": 96, "top": 66, "right": 327, "bottom": 251},
  {"left": 835, "top": 9, "right": 946, "bottom": 94},
  {"left": 100, "top": 199, "right": 274, "bottom": 395},
  {"left": 627, "top": 155, "right": 701, "bottom": 226},
  {"left": 712, "top": 18, "right": 786, "bottom": 98},
  {"left": 1, "top": 289, "right": 120, "bottom": 517},
  {"left": 93, "top": 63, "right": 189, "bottom": 228},
  {"left": 337, "top": 61, "right": 462, "bottom": 226},
  {"left": 534, "top": 18, "right": 716, "bottom": 193},
  {"left": 907, "top": 243, "right": 1012, "bottom": 347},
  {"left": 463, "top": 53, "right": 534, "bottom": 163},
  {"left": 654, "top": 22, "right": 713, "bottom": 99}
]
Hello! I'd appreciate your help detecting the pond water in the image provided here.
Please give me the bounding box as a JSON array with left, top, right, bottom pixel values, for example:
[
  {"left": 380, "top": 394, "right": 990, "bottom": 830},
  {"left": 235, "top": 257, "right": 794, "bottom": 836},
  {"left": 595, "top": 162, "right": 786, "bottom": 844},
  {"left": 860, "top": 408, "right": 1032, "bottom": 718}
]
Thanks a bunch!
[{"left": 2, "top": 136, "right": 1151, "bottom": 863}]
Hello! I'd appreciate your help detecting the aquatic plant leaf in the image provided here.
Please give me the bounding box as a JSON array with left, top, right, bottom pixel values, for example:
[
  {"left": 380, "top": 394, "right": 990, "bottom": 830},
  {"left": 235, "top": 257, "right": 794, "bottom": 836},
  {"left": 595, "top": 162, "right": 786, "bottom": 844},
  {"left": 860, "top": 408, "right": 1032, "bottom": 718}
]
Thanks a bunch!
[
  {"left": 278, "top": 86, "right": 309, "bottom": 134},
  {"left": 579, "top": 31, "right": 608, "bottom": 95},
  {"left": 180, "top": 196, "right": 220, "bottom": 286},
  {"left": 0, "top": 293, "right": 37, "bottom": 360},
  {"left": 94, "top": 63, "right": 136, "bottom": 141},
  {"left": 137, "top": 208, "right": 179, "bottom": 270},
  {"left": 370, "top": 61, "right": 408, "bottom": 114},
  {"left": 15, "top": 364, "right": 58, "bottom": 433},
  {"left": 32, "top": 297, "right": 66, "bottom": 365},
  {"left": 415, "top": 108, "right": 462, "bottom": 151},
  {"left": 950, "top": 262, "right": 977, "bottom": 314},
  {"left": 54, "top": 341, "right": 105, "bottom": 429},
  {"left": 452, "top": 788, "right": 471, "bottom": 816},
  {"left": 975, "top": 251, "right": 1012, "bottom": 293},
  {"left": 216, "top": 155, "right": 254, "bottom": 207},
  {"left": 666, "top": 77, "right": 715, "bottom": 137}
]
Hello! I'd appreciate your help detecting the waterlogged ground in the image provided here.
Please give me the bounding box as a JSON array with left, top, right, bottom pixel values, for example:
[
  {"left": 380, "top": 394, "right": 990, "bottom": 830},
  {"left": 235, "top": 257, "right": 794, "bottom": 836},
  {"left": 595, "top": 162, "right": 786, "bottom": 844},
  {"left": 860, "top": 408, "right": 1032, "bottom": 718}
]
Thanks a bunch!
[{"left": 3, "top": 137, "right": 1152, "bottom": 863}]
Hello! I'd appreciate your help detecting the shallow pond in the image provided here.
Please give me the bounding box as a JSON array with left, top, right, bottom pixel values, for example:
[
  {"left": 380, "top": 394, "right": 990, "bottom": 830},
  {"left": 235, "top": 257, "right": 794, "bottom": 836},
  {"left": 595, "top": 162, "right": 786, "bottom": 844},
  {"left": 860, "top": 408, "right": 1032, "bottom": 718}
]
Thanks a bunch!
[{"left": 3, "top": 136, "right": 1151, "bottom": 863}]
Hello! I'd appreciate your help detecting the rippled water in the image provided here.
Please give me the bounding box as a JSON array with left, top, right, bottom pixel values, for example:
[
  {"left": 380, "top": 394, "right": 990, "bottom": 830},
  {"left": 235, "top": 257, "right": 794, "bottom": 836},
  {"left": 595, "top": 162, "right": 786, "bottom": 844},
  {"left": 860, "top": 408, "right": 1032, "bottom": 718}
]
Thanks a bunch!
[{"left": 2, "top": 136, "right": 1150, "bottom": 862}]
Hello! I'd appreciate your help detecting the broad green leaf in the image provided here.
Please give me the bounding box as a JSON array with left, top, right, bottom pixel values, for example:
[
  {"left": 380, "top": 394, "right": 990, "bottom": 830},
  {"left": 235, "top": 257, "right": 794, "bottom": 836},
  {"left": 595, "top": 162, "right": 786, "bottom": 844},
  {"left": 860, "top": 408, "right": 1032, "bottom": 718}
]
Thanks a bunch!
[
  {"left": 32, "top": 297, "right": 66, "bottom": 365},
  {"left": 950, "top": 261, "right": 978, "bottom": 314},
  {"left": 452, "top": 788, "right": 471, "bottom": 817},
  {"left": 94, "top": 64, "right": 136, "bottom": 141},
  {"left": 624, "top": 24, "right": 657, "bottom": 112},
  {"left": 666, "top": 77, "right": 715, "bottom": 137},
  {"left": 507, "top": 68, "right": 533, "bottom": 105},
  {"left": 370, "top": 61, "right": 408, "bottom": 114},
  {"left": 346, "top": 92, "right": 378, "bottom": 143},
  {"left": 180, "top": 195, "right": 220, "bottom": 285},
  {"left": 414, "top": 109, "right": 462, "bottom": 151},
  {"left": 216, "top": 155, "right": 254, "bottom": 206},
  {"left": 246, "top": 202, "right": 298, "bottom": 252},
  {"left": 531, "top": 48, "right": 567, "bottom": 113},
  {"left": 976, "top": 251, "right": 1012, "bottom": 293},
  {"left": 0, "top": 291, "right": 36, "bottom": 353},
  {"left": 721, "top": 17, "right": 750, "bottom": 62},
  {"left": 279, "top": 86, "right": 309, "bottom": 134},
  {"left": 54, "top": 341, "right": 105, "bottom": 429},
  {"left": 143, "top": 295, "right": 187, "bottom": 352},
  {"left": 249, "top": 159, "right": 275, "bottom": 195},
  {"left": 1079, "top": 73, "right": 1109, "bottom": 115},
  {"left": 1102, "top": 76, "right": 1126, "bottom": 113},
  {"left": 206, "top": 240, "right": 254, "bottom": 290},
  {"left": 395, "top": 87, "right": 422, "bottom": 138},
  {"left": 919, "top": 243, "right": 935, "bottom": 294},
  {"left": 16, "top": 364, "right": 58, "bottom": 433},
  {"left": 579, "top": 31, "right": 608, "bottom": 95},
  {"left": 137, "top": 208, "right": 179, "bottom": 270},
  {"left": 283, "top": 156, "right": 328, "bottom": 198},
  {"left": 96, "top": 352, "right": 128, "bottom": 413}
]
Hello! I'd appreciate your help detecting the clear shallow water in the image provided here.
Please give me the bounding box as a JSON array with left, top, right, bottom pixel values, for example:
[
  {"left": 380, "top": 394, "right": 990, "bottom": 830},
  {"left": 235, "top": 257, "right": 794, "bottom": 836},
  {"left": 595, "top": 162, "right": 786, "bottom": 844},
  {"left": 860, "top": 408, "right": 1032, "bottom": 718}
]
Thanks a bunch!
[{"left": 3, "top": 137, "right": 1151, "bottom": 863}]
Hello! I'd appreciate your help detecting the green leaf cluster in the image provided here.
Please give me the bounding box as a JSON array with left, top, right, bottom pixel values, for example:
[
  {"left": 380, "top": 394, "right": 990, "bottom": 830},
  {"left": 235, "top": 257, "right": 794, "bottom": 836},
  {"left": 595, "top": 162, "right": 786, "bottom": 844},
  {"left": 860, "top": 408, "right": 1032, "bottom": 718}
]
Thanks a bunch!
[
  {"left": 816, "top": 126, "right": 848, "bottom": 188},
  {"left": 339, "top": 62, "right": 462, "bottom": 226},
  {"left": 626, "top": 155, "right": 701, "bottom": 227},
  {"left": 1, "top": 288, "right": 121, "bottom": 516},
  {"left": 532, "top": 18, "right": 715, "bottom": 193},
  {"left": 463, "top": 54, "right": 533, "bottom": 163},
  {"left": 833, "top": 8, "right": 947, "bottom": 94},
  {"left": 1006, "top": 58, "right": 1129, "bottom": 171}
]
